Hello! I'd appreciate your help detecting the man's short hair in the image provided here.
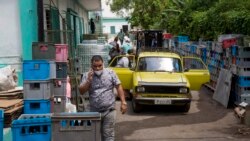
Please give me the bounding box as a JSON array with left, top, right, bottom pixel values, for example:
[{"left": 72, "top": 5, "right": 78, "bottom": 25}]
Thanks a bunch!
[
  {"left": 91, "top": 55, "right": 103, "bottom": 63},
  {"left": 127, "top": 49, "right": 134, "bottom": 54}
]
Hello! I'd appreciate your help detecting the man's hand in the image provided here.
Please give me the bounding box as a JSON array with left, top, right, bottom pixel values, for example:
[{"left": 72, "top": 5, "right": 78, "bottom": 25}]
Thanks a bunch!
[
  {"left": 120, "top": 102, "right": 127, "bottom": 114},
  {"left": 87, "top": 69, "right": 94, "bottom": 82}
]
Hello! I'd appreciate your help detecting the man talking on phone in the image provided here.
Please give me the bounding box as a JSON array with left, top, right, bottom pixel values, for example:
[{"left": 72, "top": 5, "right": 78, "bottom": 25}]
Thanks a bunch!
[{"left": 79, "top": 55, "right": 127, "bottom": 141}]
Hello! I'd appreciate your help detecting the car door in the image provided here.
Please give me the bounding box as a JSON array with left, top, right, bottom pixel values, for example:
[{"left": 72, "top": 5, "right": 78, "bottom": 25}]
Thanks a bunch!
[
  {"left": 108, "top": 55, "right": 135, "bottom": 90},
  {"left": 183, "top": 57, "right": 210, "bottom": 90}
]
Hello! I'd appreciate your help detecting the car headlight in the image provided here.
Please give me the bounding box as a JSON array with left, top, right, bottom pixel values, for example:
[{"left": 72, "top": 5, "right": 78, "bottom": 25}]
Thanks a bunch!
[
  {"left": 179, "top": 87, "right": 188, "bottom": 93},
  {"left": 136, "top": 86, "right": 145, "bottom": 92}
]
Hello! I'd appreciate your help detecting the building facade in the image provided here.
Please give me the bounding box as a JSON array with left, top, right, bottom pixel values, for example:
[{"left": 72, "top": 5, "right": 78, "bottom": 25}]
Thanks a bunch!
[{"left": 0, "top": 0, "right": 101, "bottom": 86}]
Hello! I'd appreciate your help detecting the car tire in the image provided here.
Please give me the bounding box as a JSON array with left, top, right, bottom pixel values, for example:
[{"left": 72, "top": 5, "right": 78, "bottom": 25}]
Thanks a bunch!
[
  {"left": 132, "top": 98, "right": 143, "bottom": 113},
  {"left": 182, "top": 103, "right": 191, "bottom": 112}
]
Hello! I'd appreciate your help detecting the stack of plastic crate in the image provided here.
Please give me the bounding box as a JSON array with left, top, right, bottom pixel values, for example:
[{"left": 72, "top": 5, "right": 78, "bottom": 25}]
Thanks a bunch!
[
  {"left": 233, "top": 36, "right": 250, "bottom": 104},
  {"left": 207, "top": 42, "right": 223, "bottom": 88},
  {"left": 52, "top": 44, "right": 69, "bottom": 113},
  {"left": 77, "top": 43, "right": 109, "bottom": 73},
  {"left": 23, "top": 54, "right": 56, "bottom": 114},
  {"left": 23, "top": 42, "right": 69, "bottom": 114}
]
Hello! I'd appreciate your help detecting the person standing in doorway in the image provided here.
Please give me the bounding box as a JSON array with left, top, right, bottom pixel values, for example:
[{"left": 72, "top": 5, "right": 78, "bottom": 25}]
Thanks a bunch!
[
  {"left": 117, "top": 29, "right": 125, "bottom": 45},
  {"left": 90, "top": 18, "right": 95, "bottom": 34},
  {"left": 79, "top": 55, "right": 127, "bottom": 141}
]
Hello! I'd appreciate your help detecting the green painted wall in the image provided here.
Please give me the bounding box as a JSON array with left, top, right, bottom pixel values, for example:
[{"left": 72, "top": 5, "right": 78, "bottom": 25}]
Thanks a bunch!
[{"left": 19, "top": 0, "right": 38, "bottom": 60}]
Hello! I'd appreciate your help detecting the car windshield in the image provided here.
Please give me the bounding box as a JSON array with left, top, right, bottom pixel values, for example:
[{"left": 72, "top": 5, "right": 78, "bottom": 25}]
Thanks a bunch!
[{"left": 137, "top": 57, "right": 182, "bottom": 72}]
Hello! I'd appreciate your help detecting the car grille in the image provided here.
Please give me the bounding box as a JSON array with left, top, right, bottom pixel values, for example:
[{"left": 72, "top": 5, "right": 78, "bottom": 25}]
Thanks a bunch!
[{"left": 143, "top": 86, "right": 184, "bottom": 94}]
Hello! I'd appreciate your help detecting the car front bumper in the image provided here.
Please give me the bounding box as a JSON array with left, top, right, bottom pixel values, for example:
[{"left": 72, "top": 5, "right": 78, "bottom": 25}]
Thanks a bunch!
[{"left": 134, "top": 96, "right": 191, "bottom": 106}]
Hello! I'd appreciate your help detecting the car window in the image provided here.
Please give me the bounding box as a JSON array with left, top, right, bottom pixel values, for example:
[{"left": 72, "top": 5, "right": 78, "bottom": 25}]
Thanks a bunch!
[
  {"left": 183, "top": 58, "right": 206, "bottom": 69},
  {"left": 137, "top": 57, "right": 182, "bottom": 72},
  {"left": 109, "top": 55, "right": 135, "bottom": 68}
]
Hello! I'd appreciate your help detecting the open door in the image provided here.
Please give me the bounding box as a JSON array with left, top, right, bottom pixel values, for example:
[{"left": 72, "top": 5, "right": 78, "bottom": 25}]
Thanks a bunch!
[
  {"left": 108, "top": 55, "right": 135, "bottom": 90},
  {"left": 183, "top": 57, "right": 210, "bottom": 90}
]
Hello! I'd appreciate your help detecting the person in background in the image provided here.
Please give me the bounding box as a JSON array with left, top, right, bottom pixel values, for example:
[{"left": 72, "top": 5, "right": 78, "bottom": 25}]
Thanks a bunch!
[
  {"left": 116, "top": 49, "right": 134, "bottom": 68},
  {"left": 108, "top": 36, "right": 121, "bottom": 63},
  {"left": 78, "top": 55, "right": 127, "bottom": 141},
  {"left": 121, "top": 36, "right": 132, "bottom": 55},
  {"left": 90, "top": 18, "right": 95, "bottom": 34},
  {"left": 117, "top": 29, "right": 125, "bottom": 45}
]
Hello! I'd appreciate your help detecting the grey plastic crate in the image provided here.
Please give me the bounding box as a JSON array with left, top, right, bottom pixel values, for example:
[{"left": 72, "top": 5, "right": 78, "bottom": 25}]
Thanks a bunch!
[
  {"left": 18, "top": 114, "right": 52, "bottom": 119},
  {"left": 82, "top": 40, "right": 98, "bottom": 44},
  {"left": 53, "top": 79, "right": 67, "bottom": 97},
  {"left": 56, "top": 62, "right": 67, "bottom": 79},
  {"left": 237, "top": 36, "right": 250, "bottom": 47},
  {"left": 236, "top": 57, "right": 250, "bottom": 67},
  {"left": 236, "top": 84, "right": 250, "bottom": 95},
  {"left": 52, "top": 96, "right": 66, "bottom": 113},
  {"left": 24, "top": 80, "right": 53, "bottom": 100},
  {"left": 51, "top": 112, "right": 101, "bottom": 141},
  {"left": 240, "top": 94, "right": 250, "bottom": 104},
  {"left": 237, "top": 47, "right": 250, "bottom": 58},
  {"left": 237, "top": 67, "right": 250, "bottom": 76},
  {"left": 32, "top": 42, "right": 56, "bottom": 60}
]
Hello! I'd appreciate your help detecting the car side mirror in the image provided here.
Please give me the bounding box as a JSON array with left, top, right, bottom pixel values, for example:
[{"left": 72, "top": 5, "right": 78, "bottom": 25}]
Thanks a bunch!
[{"left": 184, "top": 68, "right": 189, "bottom": 72}]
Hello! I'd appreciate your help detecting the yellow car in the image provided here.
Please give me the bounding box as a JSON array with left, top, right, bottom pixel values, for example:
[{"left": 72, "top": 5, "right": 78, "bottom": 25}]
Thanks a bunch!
[{"left": 109, "top": 52, "right": 210, "bottom": 112}]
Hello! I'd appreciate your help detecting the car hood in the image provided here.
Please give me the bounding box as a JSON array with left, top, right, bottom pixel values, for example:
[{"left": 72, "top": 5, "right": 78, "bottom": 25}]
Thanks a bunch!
[{"left": 135, "top": 72, "right": 188, "bottom": 85}]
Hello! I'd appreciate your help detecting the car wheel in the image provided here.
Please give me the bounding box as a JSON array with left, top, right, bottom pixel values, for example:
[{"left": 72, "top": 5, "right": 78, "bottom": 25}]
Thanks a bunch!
[
  {"left": 132, "top": 98, "right": 143, "bottom": 113},
  {"left": 182, "top": 103, "right": 191, "bottom": 112}
]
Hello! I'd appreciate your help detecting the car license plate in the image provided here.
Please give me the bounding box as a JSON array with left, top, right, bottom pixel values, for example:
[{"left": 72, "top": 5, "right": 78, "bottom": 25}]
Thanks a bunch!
[{"left": 154, "top": 99, "right": 171, "bottom": 105}]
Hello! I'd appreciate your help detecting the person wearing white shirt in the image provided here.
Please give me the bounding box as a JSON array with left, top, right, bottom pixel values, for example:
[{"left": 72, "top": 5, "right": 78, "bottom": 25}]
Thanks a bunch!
[{"left": 115, "top": 49, "right": 134, "bottom": 68}]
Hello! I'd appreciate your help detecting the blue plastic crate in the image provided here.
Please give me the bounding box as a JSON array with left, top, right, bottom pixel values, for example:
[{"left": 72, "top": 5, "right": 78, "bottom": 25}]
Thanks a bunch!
[
  {"left": 190, "top": 45, "right": 197, "bottom": 53},
  {"left": 202, "top": 56, "right": 207, "bottom": 63},
  {"left": 201, "top": 48, "right": 207, "bottom": 57},
  {"left": 24, "top": 100, "right": 51, "bottom": 114},
  {"left": 11, "top": 114, "right": 51, "bottom": 141},
  {"left": 177, "top": 36, "right": 189, "bottom": 43},
  {"left": 0, "top": 109, "right": 3, "bottom": 141},
  {"left": 237, "top": 76, "right": 250, "bottom": 87},
  {"left": 220, "top": 60, "right": 224, "bottom": 68},
  {"left": 23, "top": 60, "right": 56, "bottom": 80},
  {"left": 231, "top": 45, "right": 238, "bottom": 56}
]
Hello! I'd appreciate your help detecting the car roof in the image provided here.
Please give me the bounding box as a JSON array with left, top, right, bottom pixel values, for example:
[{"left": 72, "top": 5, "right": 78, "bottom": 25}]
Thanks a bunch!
[{"left": 138, "top": 52, "right": 181, "bottom": 59}]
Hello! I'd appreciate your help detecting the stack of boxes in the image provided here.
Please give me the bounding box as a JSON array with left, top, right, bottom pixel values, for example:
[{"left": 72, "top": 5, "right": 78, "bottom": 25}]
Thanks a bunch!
[
  {"left": 11, "top": 43, "right": 68, "bottom": 141},
  {"left": 232, "top": 37, "right": 250, "bottom": 104},
  {"left": 22, "top": 42, "right": 68, "bottom": 114},
  {"left": 176, "top": 36, "right": 189, "bottom": 55},
  {"left": 76, "top": 40, "right": 108, "bottom": 103},
  {"left": 172, "top": 34, "right": 250, "bottom": 105}
]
